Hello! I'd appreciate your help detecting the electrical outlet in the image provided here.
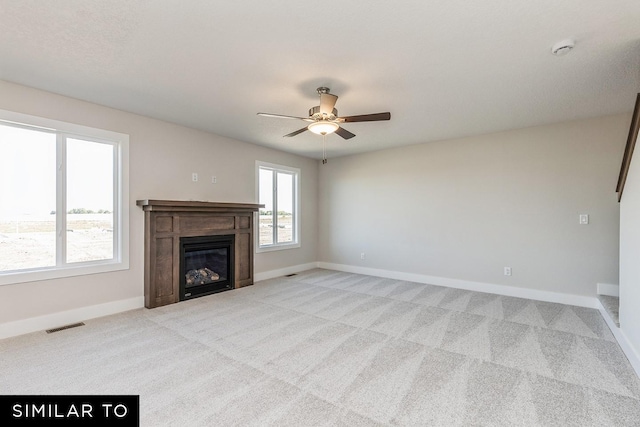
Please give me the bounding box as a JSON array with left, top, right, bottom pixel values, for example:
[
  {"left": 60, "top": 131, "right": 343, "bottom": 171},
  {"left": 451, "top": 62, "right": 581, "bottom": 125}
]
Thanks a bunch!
[
  {"left": 504, "top": 267, "right": 512, "bottom": 276},
  {"left": 360, "top": 252, "right": 366, "bottom": 260},
  {"left": 212, "top": 176, "right": 217, "bottom": 184},
  {"left": 192, "top": 173, "right": 198, "bottom": 182},
  {"left": 579, "top": 214, "right": 589, "bottom": 225}
]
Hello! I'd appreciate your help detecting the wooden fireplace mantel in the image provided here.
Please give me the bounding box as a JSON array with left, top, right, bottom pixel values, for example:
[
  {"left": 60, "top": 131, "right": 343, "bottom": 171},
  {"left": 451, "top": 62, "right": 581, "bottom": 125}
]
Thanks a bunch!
[
  {"left": 137, "top": 200, "right": 263, "bottom": 308},
  {"left": 137, "top": 199, "right": 264, "bottom": 213}
]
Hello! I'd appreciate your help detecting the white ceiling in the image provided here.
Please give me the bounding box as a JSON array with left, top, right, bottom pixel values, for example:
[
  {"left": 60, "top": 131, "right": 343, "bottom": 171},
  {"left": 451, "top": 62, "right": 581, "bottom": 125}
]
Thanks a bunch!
[{"left": 1, "top": 1, "right": 639, "bottom": 159}]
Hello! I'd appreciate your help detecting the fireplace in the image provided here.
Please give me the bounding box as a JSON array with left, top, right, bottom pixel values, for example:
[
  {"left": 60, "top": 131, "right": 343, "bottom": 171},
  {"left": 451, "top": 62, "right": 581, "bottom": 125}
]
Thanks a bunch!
[
  {"left": 180, "top": 235, "right": 234, "bottom": 300},
  {"left": 137, "top": 200, "right": 262, "bottom": 308}
]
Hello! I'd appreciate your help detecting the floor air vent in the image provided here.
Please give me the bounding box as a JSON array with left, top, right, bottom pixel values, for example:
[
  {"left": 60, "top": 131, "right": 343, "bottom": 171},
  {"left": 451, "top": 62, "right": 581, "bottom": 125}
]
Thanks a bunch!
[
  {"left": 285, "top": 273, "right": 297, "bottom": 277},
  {"left": 46, "top": 322, "right": 85, "bottom": 334}
]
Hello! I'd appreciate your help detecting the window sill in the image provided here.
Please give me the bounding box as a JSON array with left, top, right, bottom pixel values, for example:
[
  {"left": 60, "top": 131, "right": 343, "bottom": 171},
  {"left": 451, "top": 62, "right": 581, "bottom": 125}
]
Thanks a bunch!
[
  {"left": 0, "top": 260, "right": 129, "bottom": 286},
  {"left": 256, "top": 242, "right": 301, "bottom": 253}
]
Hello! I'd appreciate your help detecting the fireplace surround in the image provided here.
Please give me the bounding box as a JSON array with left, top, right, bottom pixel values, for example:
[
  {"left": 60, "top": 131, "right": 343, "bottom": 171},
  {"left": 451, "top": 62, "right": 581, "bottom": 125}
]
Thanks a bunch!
[{"left": 137, "top": 200, "right": 262, "bottom": 308}]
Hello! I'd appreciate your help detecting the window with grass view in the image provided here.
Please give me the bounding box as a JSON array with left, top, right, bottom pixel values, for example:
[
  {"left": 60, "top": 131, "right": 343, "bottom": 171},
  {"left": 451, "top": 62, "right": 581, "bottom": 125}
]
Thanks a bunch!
[
  {"left": 257, "top": 162, "right": 299, "bottom": 250},
  {"left": 0, "top": 110, "right": 128, "bottom": 282}
]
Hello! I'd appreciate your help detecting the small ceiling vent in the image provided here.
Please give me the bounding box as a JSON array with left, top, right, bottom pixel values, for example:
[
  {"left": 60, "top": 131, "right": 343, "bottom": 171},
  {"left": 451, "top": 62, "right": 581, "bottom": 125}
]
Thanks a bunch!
[{"left": 551, "top": 39, "right": 575, "bottom": 56}]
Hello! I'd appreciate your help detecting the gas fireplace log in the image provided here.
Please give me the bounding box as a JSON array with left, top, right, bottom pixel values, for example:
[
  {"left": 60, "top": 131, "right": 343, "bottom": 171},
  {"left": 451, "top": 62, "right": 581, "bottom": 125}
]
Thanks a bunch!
[{"left": 185, "top": 268, "right": 220, "bottom": 286}]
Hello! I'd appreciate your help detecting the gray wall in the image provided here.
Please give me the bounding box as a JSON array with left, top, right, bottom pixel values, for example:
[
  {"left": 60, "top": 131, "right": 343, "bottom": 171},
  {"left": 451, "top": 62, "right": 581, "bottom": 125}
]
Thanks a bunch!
[
  {"left": 0, "top": 80, "right": 318, "bottom": 324},
  {"left": 319, "top": 114, "right": 628, "bottom": 297},
  {"left": 619, "top": 130, "right": 640, "bottom": 364}
]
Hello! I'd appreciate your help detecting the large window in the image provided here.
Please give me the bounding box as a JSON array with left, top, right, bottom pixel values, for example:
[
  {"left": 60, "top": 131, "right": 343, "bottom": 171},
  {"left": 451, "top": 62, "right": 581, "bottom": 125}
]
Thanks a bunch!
[
  {"left": 256, "top": 161, "right": 300, "bottom": 251},
  {"left": 0, "top": 109, "right": 129, "bottom": 285}
]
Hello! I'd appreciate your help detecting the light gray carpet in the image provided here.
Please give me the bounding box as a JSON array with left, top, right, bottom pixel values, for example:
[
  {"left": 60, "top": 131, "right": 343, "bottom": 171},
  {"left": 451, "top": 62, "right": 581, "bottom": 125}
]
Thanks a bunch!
[
  {"left": 598, "top": 295, "right": 620, "bottom": 327},
  {"left": 1, "top": 269, "right": 639, "bottom": 426}
]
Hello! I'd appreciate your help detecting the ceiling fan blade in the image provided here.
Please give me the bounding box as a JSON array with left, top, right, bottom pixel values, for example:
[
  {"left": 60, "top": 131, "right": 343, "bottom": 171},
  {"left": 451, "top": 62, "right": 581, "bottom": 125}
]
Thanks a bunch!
[
  {"left": 283, "top": 127, "right": 309, "bottom": 137},
  {"left": 338, "top": 112, "right": 391, "bottom": 123},
  {"left": 258, "top": 112, "right": 313, "bottom": 122},
  {"left": 335, "top": 126, "right": 356, "bottom": 140},
  {"left": 319, "top": 93, "right": 338, "bottom": 115}
]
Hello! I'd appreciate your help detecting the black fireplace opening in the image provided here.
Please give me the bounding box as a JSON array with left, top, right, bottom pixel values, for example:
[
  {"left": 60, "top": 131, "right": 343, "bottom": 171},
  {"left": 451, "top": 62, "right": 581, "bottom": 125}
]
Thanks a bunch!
[{"left": 180, "top": 235, "right": 234, "bottom": 301}]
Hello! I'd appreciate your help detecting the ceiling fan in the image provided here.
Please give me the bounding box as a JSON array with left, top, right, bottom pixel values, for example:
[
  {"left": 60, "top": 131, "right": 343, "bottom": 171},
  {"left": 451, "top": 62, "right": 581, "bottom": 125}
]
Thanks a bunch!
[{"left": 257, "top": 87, "right": 391, "bottom": 140}]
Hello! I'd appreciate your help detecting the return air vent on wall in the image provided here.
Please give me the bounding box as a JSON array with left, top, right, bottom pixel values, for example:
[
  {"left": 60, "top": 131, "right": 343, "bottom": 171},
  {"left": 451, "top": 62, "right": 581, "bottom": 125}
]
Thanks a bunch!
[{"left": 46, "top": 322, "right": 85, "bottom": 334}]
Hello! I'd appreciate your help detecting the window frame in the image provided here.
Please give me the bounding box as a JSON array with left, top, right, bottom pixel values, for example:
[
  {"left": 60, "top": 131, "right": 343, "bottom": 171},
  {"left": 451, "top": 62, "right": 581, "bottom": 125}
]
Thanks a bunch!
[
  {"left": 0, "top": 109, "right": 129, "bottom": 286},
  {"left": 255, "top": 161, "right": 300, "bottom": 252}
]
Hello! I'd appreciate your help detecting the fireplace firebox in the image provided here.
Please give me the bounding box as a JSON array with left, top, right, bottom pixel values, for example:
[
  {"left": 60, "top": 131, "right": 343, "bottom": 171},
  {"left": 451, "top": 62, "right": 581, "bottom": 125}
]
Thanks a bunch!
[{"left": 179, "top": 235, "right": 234, "bottom": 300}]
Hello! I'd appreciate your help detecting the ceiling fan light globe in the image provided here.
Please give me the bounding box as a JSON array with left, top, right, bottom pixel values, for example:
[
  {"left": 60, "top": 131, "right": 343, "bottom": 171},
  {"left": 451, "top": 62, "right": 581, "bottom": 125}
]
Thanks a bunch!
[{"left": 308, "top": 121, "right": 339, "bottom": 135}]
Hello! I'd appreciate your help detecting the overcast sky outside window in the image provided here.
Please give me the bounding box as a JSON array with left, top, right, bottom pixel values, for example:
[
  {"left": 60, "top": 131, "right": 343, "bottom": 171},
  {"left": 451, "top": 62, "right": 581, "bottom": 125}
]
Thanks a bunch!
[{"left": 0, "top": 123, "right": 112, "bottom": 218}]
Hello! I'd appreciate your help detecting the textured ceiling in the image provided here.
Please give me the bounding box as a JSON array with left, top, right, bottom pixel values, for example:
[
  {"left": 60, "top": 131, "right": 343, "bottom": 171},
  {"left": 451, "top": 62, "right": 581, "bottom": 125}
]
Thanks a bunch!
[{"left": 1, "top": 1, "right": 639, "bottom": 159}]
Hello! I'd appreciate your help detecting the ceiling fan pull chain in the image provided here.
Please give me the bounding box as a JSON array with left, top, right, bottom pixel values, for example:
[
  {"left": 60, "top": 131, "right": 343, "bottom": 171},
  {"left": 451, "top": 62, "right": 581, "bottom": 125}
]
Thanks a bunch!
[{"left": 322, "top": 134, "right": 328, "bottom": 164}]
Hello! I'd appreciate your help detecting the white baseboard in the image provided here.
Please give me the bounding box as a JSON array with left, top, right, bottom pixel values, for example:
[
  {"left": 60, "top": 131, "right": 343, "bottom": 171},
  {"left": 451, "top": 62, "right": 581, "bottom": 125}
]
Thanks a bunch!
[
  {"left": 597, "top": 282, "right": 620, "bottom": 297},
  {"left": 597, "top": 300, "right": 640, "bottom": 379},
  {"left": 317, "top": 262, "right": 599, "bottom": 309},
  {"left": 0, "top": 296, "right": 144, "bottom": 340},
  {"left": 254, "top": 262, "right": 319, "bottom": 282}
]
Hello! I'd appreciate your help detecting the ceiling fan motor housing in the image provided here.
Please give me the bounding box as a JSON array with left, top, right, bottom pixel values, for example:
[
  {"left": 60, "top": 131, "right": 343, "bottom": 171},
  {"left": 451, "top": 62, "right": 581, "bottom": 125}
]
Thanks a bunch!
[{"left": 309, "top": 105, "right": 338, "bottom": 121}]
